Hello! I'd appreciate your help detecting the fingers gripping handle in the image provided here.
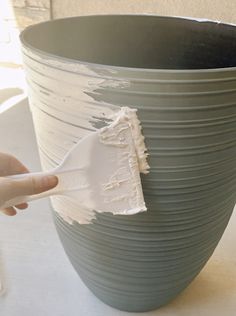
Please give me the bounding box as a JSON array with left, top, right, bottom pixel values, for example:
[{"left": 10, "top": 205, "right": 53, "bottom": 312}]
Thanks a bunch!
[
  {"left": 1, "top": 171, "right": 60, "bottom": 209},
  {"left": 2, "top": 189, "right": 56, "bottom": 209}
]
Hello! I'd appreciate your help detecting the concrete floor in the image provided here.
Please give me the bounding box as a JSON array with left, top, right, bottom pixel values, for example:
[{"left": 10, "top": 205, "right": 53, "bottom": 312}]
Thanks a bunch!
[{"left": 0, "top": 68, "right": 235, "bottom": 315}]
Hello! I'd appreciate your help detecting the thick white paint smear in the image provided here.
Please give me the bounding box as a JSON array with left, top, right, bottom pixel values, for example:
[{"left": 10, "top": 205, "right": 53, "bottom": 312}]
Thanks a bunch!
[{"left": 22, "top": 48, "right": 149, "bottom": 224}]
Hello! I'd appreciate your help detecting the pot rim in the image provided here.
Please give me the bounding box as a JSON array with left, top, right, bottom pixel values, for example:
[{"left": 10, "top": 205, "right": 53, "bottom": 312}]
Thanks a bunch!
[{"left": 20, "top": 14, "right": 236, "bottom": 75}]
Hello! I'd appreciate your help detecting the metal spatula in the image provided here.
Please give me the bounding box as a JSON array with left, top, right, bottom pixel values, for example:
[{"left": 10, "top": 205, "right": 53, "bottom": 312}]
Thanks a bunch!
[{"left": 2, "top": 107, "right": 148, "bottom": 223}]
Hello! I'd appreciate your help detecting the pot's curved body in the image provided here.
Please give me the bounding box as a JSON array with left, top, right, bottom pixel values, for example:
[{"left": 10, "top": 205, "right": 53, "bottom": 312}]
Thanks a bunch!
[{"left": 20, "top": 15, "right": 236, "bottom": 312}]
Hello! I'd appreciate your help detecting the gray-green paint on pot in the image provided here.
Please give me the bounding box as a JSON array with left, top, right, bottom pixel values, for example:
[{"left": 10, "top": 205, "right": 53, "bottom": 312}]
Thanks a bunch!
[{"left": 20, "top": 15, "right": 236, "bottom": 312}]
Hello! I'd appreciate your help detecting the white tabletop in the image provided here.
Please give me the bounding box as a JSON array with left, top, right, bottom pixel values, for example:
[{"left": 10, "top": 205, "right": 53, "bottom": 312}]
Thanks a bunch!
[{"left": 0, "top": 100, "right": 235, "bottom": 316}]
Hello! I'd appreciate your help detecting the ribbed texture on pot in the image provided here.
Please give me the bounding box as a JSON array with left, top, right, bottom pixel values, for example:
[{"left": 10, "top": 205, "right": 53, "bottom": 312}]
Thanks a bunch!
[{"left": 20, "top": 15, "right": 236, "bottom": 312}]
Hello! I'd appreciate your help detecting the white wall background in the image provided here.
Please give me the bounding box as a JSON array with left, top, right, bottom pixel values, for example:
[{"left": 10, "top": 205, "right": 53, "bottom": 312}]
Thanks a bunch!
[{"left": 52, "top": 0, "right": 236, "bottom": 24}]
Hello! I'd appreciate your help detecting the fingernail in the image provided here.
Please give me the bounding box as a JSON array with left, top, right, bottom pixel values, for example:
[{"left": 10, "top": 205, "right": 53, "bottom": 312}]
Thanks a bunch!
[
  {"left": 1, "top": 209, "right": 17, "bottom": 216},
  {"left": 42, "top": 175, "right": 58, "bottom": 189}
]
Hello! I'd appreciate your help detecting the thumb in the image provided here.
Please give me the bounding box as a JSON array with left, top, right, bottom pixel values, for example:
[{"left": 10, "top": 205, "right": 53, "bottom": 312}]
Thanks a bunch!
[{"left": 8, "top": 175, "right": 58, "bottom": 199}]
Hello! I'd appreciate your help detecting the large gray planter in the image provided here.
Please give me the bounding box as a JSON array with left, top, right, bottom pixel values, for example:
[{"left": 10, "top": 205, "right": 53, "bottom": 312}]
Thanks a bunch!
[{"left": 20, "top": 15, "right": 236, "bottom": 312}]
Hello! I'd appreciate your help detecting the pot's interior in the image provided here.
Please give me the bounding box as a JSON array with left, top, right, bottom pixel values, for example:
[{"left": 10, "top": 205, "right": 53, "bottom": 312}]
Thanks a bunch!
[{"left": 21, "top": 15, "right": 236, "bottom": 70}]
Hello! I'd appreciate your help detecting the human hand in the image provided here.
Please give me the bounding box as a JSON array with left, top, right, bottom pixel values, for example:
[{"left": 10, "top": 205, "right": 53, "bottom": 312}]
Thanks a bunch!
[{"left": 0, "top": 153, "right": 58, "bottom": 216}]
